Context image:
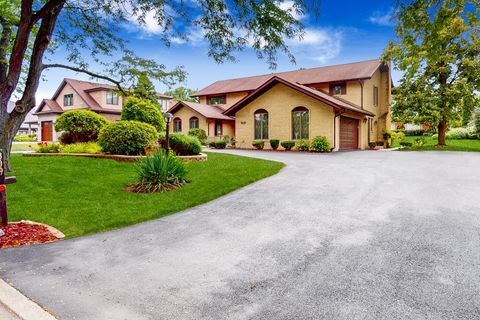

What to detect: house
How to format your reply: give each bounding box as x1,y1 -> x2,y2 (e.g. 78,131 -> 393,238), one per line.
35,78 -> 173,142
168,59 -> 391,150
8,101 -> 38,135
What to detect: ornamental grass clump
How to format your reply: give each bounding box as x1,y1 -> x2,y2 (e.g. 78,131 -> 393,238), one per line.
128,151 -> 189,193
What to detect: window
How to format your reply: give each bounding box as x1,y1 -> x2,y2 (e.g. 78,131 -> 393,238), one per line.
215,121 -> 223,136
189,117 -> 199,129
373,86 -> 379,106
329,82 -> 346,95
63,94 -> 73,106
208,95 -> 226,105
106,91 -> 119,105
292,107 -> 309,140
254,109 -> 269,140
173,118 -> 182,132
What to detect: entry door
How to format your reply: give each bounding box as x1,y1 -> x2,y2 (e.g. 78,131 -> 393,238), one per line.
41,121 -> 53,141
339,117 -> 359,150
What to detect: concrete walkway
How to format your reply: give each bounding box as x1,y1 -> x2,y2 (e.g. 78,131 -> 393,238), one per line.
1,150 -> 480,319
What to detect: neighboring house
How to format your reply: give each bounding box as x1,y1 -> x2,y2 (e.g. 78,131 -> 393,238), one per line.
35,78 -> 172,142
8,101 -> 38,135
168,59 -> 391,150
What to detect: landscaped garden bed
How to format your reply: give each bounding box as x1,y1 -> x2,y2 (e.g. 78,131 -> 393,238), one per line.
0,221 -> 64,249
23,152 -> 207,162
391,135 -> 480,152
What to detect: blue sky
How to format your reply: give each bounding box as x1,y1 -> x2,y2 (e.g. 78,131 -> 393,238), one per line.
36,0 -> 399,105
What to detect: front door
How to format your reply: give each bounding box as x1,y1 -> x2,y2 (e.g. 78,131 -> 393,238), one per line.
41,121 -> 53,141
339,116 -> 358,150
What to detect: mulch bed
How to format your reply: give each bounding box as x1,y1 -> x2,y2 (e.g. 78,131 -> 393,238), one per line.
0,222 -> 63,249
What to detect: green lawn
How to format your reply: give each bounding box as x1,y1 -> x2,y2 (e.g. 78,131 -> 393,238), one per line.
391,135 -> 480,152
7,153 -> 284,238
11,143 -> 35,152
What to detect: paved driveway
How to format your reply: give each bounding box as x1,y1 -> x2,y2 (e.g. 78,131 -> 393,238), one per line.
1,150 -> 480,320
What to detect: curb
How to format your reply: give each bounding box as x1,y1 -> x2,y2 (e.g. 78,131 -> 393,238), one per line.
0,279 -> 58,320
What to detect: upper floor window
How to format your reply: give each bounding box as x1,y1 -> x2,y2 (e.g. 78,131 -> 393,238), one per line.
106,91 -> 119,105
64,94 -> 73,106
215,121 -> 223,136
254,109 -> 269,140
292,107 -> 309,140
329,82 -> 346,95
208,95 -> 226,105
173,118 -> 182,132
373,86 -> 379,106
189,116 -> 199,129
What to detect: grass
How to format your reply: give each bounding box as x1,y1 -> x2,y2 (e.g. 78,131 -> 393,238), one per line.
7,153 -> 284,238
11,143 -> 35,152
391,135 -> 480,152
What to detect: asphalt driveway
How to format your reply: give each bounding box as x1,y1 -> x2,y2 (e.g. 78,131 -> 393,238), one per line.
1,150 -> 480,320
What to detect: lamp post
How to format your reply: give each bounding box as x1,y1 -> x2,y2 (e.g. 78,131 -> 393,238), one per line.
164,112 -> 173,152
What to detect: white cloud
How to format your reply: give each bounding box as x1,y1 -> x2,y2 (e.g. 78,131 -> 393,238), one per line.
287,28 -> 343,63
278,0 -> 307,21
369,8 -> 395,26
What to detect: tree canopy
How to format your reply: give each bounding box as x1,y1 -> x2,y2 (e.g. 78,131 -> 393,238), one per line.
383,0 -> 480,145
131,74 -> 160,106
164,87 -> 199,103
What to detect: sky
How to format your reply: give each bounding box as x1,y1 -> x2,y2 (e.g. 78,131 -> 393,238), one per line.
35,0 -> 400,107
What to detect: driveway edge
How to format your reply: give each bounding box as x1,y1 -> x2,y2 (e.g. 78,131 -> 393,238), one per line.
0,279 -> 58,320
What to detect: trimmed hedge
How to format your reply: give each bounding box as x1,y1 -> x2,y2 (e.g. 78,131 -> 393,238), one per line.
98,121 -> 158,155
281,140 -> 295,151
296,140 -> 309,151
209,140 -> 227,149
121,96 -> 165,132
55,110 -> 109,144
188,128 -> 207,143
269,139 -> 280,150
310,136 -> 330,152
159,132 -> 202,156
252,140 -> 265,150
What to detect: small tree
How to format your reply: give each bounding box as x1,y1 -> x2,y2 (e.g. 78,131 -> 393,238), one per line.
131,74 -> 160,106
55,110 -> 109,144
164,87 -> 199,102
383,0 -> 480,146
121,97 -> 165,132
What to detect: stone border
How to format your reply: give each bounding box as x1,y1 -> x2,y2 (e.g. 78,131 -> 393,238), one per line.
15,220 -> 65,239
0,279 -> 58,320
22,152 -> 207,162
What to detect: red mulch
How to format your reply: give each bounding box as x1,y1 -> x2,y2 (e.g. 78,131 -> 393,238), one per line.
0,222 -> 59,249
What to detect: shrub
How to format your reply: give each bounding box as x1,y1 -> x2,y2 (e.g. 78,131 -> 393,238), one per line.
60,142 -> 102,154
252,140 -> 265,150
473,109 -> 480,138
159,132 -> 202,156
383,130 -> 392,140
34,142 -> 61,153
208,140 -> 227,149
188,128 -> 207,143
128,151 -> 189,193
404,129 -> 424,136
295,140 -> 310,151
395,131 -> 405,141
310,136 -> 331,152
269,139 -> 280,150
415,137 -> 425,147
55,110 -> 109,144
121,96 -> 165,132
368,142 -> 377,149
400,141 -> 413,148
14,134 -> 36,142
446,127 -> 476,140
281,140 -> 295,151
98,121 -> 158,155
230,136 -> 237,148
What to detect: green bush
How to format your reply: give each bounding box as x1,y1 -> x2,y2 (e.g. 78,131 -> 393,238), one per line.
368,142 -> 377,149
14,134 -> 37,142
60,142 -> 102,154
383,130 -> 393,140
188,128 -> 207,143
446,127 -> 476,140
252,140 -> 265,150
473,109 -> 480,138
159,132 -> 202,156
296,140 -> 310,151
55,110 -> 109,144
98,121 -> 158,155
415,137 -> 425,147
208,140 -> 227,149
403,129 -> 424,136
129,151 -> 189,193
121,96 -> 165,132
269,139 -> 280,150
281,140 -> 295,151
400,141 -> 413,148
310,136 -> 331,152
34,142 -> 61,153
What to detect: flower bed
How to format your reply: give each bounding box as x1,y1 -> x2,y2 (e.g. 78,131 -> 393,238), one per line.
23,152 -> 207,162
0,221 -> 64,249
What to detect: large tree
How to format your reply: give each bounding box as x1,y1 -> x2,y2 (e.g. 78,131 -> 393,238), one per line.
131,73 -> 160,106
383,0 -> 480,145
0,0 -> 319,170
164,87 -> 199,103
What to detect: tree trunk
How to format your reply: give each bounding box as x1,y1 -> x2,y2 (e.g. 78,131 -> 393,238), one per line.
437,118 -> 447,146
0,100 -> 27,172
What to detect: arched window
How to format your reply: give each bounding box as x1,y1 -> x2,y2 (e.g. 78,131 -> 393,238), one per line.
292,107 -> 309,139
189,116 -> 199,129
254,109 -> 269,140
173,117 -> 182,132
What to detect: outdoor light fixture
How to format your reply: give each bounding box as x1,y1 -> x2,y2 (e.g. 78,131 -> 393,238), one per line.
164,113 -> 173,151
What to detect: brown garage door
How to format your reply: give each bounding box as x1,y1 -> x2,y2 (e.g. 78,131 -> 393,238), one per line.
340,117 -> 358,150
41,121 -> 53,141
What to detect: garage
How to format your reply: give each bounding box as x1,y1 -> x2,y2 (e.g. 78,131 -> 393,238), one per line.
339,116 -> 359,150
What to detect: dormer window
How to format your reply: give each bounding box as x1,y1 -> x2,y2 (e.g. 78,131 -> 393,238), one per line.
329,82 -> 346,95
106,91 -> 119,105
64,94 -> 73,106
208,95 -> 226,105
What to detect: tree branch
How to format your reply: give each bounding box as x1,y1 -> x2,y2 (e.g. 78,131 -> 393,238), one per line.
32,0 -> 66,24
42,63 -> 127,95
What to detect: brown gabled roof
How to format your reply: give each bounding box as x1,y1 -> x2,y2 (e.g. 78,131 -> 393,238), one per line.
223,76 -> 375,117
194,59 -> 382,96
35,99 -> 63,115
168,101 -> 234,121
